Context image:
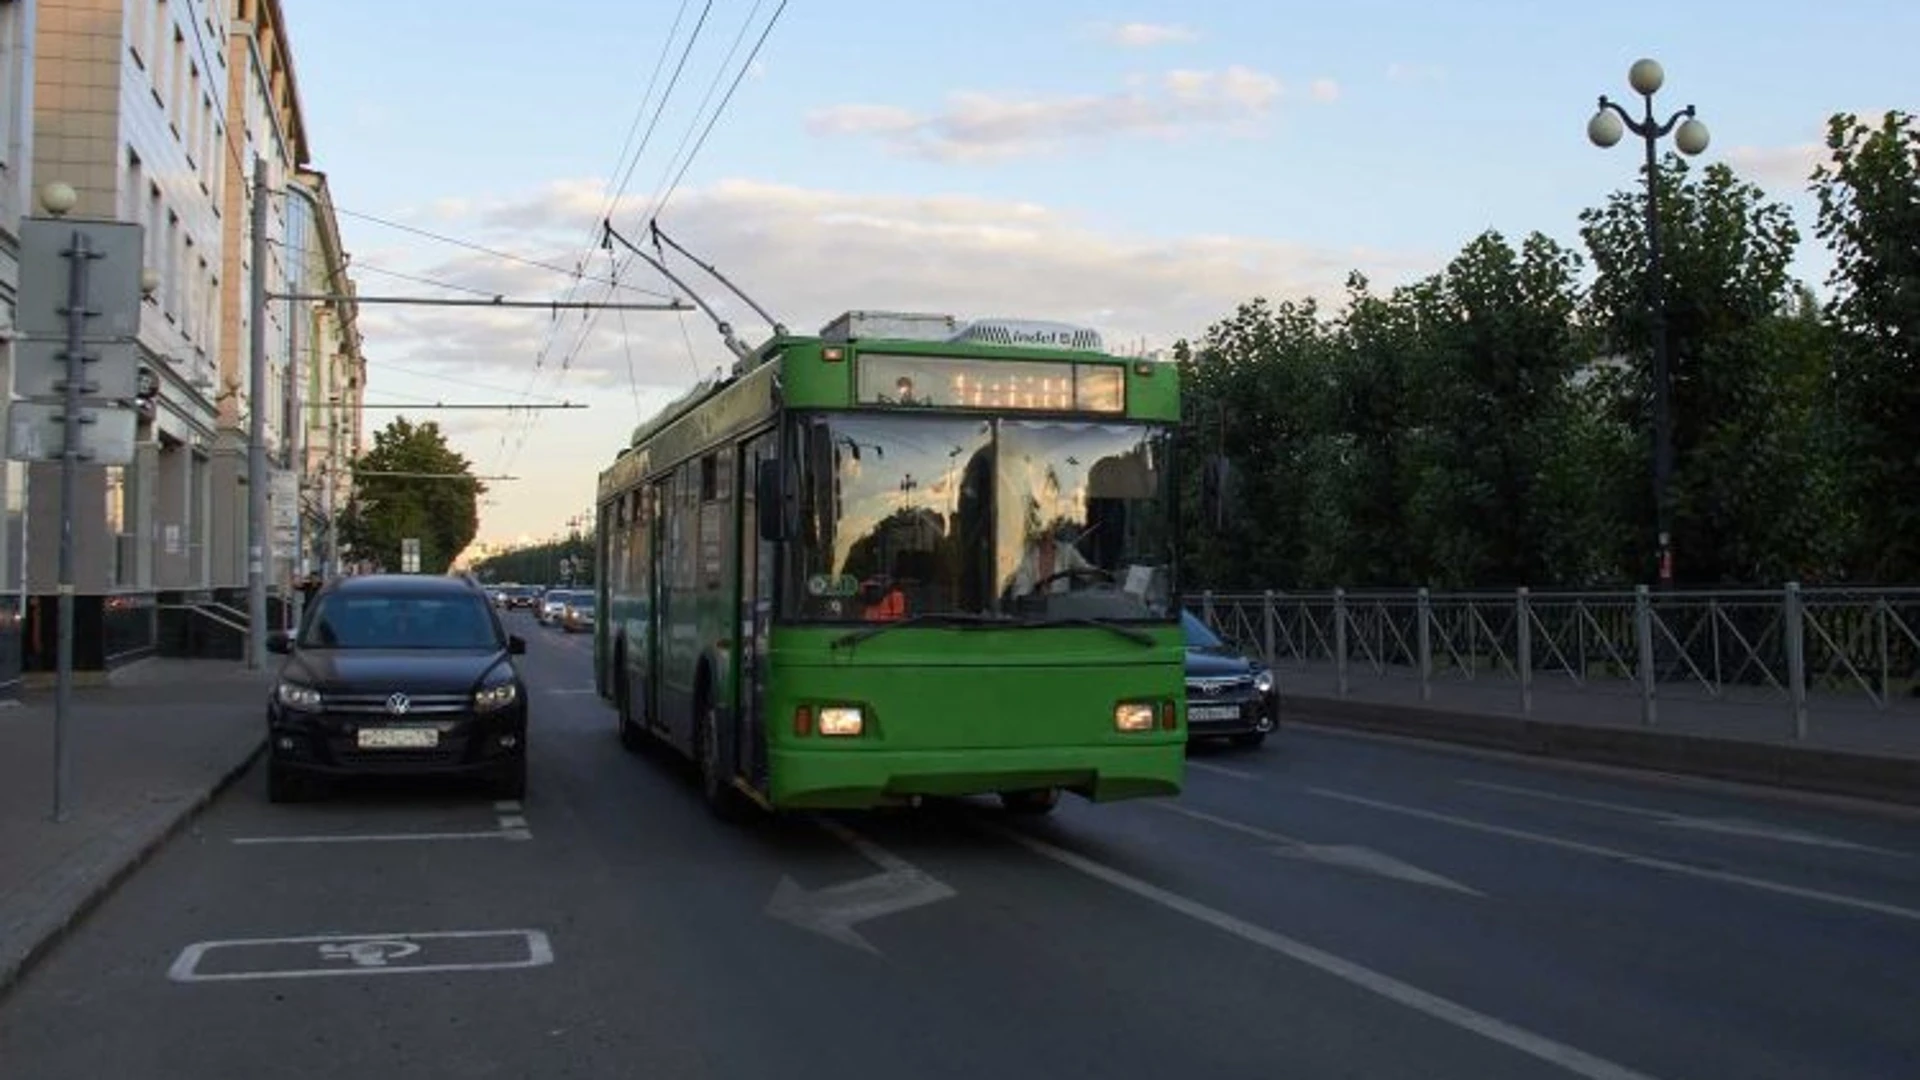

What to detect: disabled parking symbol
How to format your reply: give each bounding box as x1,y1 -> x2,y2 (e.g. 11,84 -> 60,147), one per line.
317,939 -> 422,967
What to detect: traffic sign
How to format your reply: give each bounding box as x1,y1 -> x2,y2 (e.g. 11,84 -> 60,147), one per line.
15,218 -> 145,339
7,401 -> 138,465
10,337 -> 141,400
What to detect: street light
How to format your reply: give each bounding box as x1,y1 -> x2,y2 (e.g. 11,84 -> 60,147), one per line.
1588,57 -> 1710,588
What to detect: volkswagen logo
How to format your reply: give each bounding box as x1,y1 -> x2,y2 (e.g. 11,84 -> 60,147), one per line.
385,693 -> 412,716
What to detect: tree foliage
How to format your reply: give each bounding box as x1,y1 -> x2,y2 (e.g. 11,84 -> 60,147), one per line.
1179,121 -> 1907,591
469,533 -> 595,588
338,417 -> 482,576
1579,158 -> 1828,585
1815,110 -> 1920,581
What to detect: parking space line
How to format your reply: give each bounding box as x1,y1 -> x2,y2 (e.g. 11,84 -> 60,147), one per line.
1312,788 -> 1920,923
991,823 -> 1662,1080
232,829 -> 532,845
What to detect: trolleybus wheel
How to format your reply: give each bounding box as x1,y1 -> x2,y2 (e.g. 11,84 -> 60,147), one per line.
697,695 -> 748,821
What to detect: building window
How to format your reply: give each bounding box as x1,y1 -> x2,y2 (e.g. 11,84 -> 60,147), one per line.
105,466 -> 129,587
151,1 -> 170,102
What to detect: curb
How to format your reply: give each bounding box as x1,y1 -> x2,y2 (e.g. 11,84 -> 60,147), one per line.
0,736 -> 266,1002
1283,694 -> 1920,807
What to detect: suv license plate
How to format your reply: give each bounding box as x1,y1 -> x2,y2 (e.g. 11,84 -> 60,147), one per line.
1189,705 -> 1242,721
358,727 -> 439,749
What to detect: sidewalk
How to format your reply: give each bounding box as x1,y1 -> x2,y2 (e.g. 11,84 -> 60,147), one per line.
1277,660 -> 1920,804
0,658 -> 270,997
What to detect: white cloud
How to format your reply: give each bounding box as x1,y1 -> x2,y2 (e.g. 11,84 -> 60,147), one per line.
1089,22 -> 1199,48
352,178 -> 1437,545
1309,78 -> 1341,103
807,66 -> 1313,162
1724,143 -> 1823,190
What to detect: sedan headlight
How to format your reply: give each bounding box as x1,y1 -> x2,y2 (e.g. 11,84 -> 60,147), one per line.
1254,670 -> 1274,695
474,681 -> 520,713
276,682 -> 322,712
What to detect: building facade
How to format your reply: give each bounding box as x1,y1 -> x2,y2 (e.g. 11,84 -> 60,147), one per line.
287,166 -> 363,579
0,0 -> 41,694
10,0 -> 358,680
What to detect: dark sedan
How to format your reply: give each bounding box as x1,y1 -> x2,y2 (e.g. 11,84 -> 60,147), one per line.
265,574 -> 529,802
1182,610 -> 1278,748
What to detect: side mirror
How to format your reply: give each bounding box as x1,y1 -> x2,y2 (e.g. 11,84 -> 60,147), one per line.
507,635 -> 527,655
1200,455 -> 1232,530
266,631 -> 292,655
756,457 -> 799,542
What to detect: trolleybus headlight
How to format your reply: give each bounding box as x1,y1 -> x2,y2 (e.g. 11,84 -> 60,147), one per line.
818,706 -> 865,737
1113,702 -> 1156,733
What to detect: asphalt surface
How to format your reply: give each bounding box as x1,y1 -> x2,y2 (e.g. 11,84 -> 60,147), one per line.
2,612 -> 1917,1079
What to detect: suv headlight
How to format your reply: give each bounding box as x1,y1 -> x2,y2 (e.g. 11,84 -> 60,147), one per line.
1254,670 -> 1274,695
276,682 -> 322,712
474,681 -> 519,713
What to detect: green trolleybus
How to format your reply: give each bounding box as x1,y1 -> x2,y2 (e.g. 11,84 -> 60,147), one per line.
594,310 -> 1186,816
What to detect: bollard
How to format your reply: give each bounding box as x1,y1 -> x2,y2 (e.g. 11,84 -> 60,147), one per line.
1334,588 -> 1349,696
1262,589 -> 1276,672
1784,582 -> 1807,739
1417,587 -> 1432,702
1636,584 -> 1657,727
1517,587 -> 1533,717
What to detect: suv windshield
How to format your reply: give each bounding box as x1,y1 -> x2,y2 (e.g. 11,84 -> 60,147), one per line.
302,593 -> 502,650
786,413 -> 1174,623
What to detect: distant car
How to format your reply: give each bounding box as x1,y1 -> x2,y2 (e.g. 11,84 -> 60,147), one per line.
539,589 -> 578,626
1182,610 -> 1277,748
265,573 -> 530,802
561,593 -> 596,634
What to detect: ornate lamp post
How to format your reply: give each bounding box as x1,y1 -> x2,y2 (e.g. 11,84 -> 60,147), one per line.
1587,58 -> 1710,587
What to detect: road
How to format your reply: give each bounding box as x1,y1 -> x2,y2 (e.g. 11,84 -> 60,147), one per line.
2,612 -> 1916,1079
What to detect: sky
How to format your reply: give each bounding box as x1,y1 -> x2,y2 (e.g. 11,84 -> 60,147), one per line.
275,0 -> 1915,552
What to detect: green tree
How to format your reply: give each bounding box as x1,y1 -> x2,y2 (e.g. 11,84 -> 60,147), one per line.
1815,110 -> 1920,582
1320,273 -> 1425,586
1580,157 -> 1820,584
1400,231 -> 1589,587
339,417 -> 482,575
1176,298 -> 1336,588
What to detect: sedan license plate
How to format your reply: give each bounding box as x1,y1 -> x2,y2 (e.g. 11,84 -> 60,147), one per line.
1189,705 -> 1242,722
357,727 -> 439,749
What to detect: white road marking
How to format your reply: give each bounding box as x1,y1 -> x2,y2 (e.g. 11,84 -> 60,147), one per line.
764,818 -> 956,955
493,800 -> 523,812
1313,788 -> 1920,923
168,929 -> 552,983
1186,760 -> 1260,780
991,824 -> 1664,1080
497,815 -> 528,830
1461,781 -> 1906,855
1158,803 -> 1482,895
232,829 -> 532,845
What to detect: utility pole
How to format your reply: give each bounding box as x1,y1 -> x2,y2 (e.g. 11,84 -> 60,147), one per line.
247,157 -> 269,667
289,293 -> 306,632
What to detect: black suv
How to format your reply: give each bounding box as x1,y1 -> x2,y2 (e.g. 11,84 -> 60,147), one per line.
1182,610 -> 1278,748
265,574 -> 530,802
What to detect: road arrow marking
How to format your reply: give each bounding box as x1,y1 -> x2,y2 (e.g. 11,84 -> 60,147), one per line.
1461,781 -> 1907,855
1157,803 -> 1482,896
765,818 -> 955,955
